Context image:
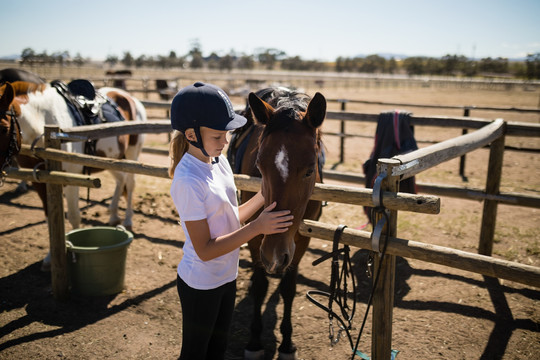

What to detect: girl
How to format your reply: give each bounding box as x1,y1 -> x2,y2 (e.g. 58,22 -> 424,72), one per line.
168,82 -> 293,360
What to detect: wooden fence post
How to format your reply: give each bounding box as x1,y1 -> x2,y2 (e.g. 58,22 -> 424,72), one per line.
479,123 -> 506,256
371,159 -> 400,360
339,100 -> 347,164
459,107 -> 471,181
44,125 -> 69,301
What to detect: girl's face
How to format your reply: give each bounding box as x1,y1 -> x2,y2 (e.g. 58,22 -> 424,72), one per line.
185,127 -> 229,161
201,127 -> 229,158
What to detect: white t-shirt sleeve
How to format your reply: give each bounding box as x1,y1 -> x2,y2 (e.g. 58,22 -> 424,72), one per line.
171,176 -> 206,222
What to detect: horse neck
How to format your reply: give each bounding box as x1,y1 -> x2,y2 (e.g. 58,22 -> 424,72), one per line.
19,86 -> 75,145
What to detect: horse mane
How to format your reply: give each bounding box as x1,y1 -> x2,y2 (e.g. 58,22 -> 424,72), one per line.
237,87 -> 310,130
254,87 -> 321,148
5,81 -> 47,96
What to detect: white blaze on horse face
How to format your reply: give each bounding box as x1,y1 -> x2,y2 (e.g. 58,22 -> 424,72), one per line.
274,145 -> 289,183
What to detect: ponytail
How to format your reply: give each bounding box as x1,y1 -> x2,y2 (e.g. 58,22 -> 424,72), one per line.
168,130 -> 190,178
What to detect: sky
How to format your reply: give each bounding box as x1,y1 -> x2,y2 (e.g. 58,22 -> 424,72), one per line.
3,0 -> 539,62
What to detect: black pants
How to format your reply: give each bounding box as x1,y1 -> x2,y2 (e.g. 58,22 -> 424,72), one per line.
176,275 -> 236,360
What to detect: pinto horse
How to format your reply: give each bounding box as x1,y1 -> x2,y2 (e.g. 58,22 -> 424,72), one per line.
228,87 -> 326,359
0,80 -> 147,270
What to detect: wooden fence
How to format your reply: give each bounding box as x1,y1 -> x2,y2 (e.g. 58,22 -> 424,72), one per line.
5,112 -> 539,359
137,100 -> 540,211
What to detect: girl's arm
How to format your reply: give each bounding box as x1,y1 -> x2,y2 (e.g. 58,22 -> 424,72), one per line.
238,191 -> 264,224
185,202 -> 292,261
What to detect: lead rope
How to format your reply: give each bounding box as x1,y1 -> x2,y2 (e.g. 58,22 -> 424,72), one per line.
351,171 -> 398,360
350,207 -> 390,360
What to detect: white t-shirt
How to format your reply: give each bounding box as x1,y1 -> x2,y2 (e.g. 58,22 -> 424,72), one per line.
170,153 -> 241,290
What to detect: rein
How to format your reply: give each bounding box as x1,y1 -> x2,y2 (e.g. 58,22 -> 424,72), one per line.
306,224 -> 356,347
0,108 -> 21,186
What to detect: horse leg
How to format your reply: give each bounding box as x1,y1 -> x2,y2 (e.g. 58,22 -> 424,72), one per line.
244,265 -> 269,360
64,185 -> 81,229
107,170 -> 126,227
277,266 -> 298,360
122,172 -> 136,230
122,141 -> 142,231
277,233 -> 311,359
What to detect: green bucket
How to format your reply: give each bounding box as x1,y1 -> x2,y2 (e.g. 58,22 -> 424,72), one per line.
66,226 -> 133,296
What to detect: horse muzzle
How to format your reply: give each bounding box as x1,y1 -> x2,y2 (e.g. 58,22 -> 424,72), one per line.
260,234 -> 296,274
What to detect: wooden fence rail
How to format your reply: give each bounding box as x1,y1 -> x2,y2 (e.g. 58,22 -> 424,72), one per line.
323,169 -> 540,208
18,146 -> 439,214
393,119 -> 505,180
299,220 -> 540,288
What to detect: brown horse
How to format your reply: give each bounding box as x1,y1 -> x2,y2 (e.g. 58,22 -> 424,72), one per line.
0,80 -> 147,270
0,83 -> 23,181
229,87 -> 326,359
0,69 -> 45,188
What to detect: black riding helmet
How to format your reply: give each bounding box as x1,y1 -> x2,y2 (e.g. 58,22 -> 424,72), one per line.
170,82 -> 247,162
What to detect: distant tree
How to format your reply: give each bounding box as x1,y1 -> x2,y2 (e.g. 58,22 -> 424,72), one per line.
461,60 -> 478,77
281,56 -> 304,71
73,52 -> 86,67
156,55 -> 169,69
509,61 -> 527,78
425,57 -> 444,75
218,53 -> 234,72
207,52 -> 220,70
121,52 -> 134,67
187,40 -> 204,69
403,56 -> 427,75
335,56 -> 345,72
237,54 -> 254,70
256,48 -> 286,70
386,57 -> 397,74
440,54 -> 459,75
168,51 -> 185,68
135,55 -> 147,68
20,48 -> 36,65
51,51 -> 70,66
525,53 -> 540,79
359,54 -> 386,73
105,54 -> 119,67
478,57 -> 508,74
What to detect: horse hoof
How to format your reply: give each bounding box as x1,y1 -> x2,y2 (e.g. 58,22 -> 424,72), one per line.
278,351 -> 298,360
16,181 -> 28,193
244,349 -> 264,360
40,253 -> 51,272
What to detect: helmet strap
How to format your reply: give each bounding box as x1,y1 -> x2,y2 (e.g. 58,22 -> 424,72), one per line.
190,127 -> 219,164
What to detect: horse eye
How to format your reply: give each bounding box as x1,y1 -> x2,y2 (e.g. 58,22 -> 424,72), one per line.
305,168 -> 314,178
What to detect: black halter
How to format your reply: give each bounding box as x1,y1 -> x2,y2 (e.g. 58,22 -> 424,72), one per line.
0,107 -> 21,185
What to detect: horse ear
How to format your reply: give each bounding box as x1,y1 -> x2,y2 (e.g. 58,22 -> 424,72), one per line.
303,92 -> 326,129
0,83 -> 15,108
248,92 -> 274,125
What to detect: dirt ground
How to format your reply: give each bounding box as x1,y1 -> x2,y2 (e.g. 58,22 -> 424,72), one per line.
1,74 -> 539,359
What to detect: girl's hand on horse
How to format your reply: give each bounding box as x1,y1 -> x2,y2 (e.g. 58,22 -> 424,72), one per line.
253,201 -> 293,235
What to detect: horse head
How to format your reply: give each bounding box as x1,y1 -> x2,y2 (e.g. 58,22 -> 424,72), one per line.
0,83 -> 22,175
248,89 -> 326,274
